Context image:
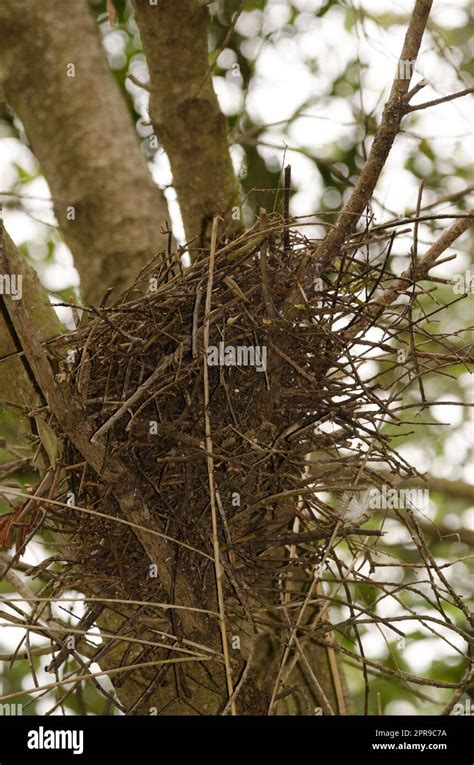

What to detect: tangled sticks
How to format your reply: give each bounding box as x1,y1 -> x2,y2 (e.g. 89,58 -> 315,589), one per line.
44,215 -> 389,701
5,210 -> 470,713
58,216 -> 391,598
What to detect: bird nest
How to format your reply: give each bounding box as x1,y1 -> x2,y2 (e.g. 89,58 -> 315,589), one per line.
45,213 -> 409,607
4,211 -> 471,715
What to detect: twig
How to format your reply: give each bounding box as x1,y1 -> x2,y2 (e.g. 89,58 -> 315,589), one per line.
4,489 -> 213,561
126,72 -> 151,92
203,216 -> 236,715
407,87 -> 474,112
440,665 -> 474,715
316,0 -> 434,269
259,208 -> 276,318
90,343 -> 187,442
283,164 -> 291,254
194,0 -> 246,97
192,281 -> 203,358
0,657 -> 214,705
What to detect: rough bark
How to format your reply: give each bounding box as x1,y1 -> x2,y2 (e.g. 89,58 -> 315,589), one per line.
0,228 -> 63,443
133,0 -> 241,246
0,0 -> 170,304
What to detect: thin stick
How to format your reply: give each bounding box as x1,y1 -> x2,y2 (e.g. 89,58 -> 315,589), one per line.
192,282 -> 203,358
193,0 -> 246,97
4,489 -> 213,561
324,621 -> 347,714
316,0 -> 434,269
377,691 -> 383,715
90,343 -> 186,442
283,164 -> 291,254
440,665 -> 474,715
0,657 -> 213,704
259,208 -> 275,318
203,216 -> 236,715
407,87 -> 474,112
268,447 -> 374,713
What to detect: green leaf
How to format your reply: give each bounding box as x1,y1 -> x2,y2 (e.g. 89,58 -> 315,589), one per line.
34,417 -> 59,468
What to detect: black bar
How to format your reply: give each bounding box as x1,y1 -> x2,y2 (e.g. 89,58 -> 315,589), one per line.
0,714 -> 471,763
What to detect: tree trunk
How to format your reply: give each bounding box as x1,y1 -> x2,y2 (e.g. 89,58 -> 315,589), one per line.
133,0 -> 241,246
0,0 -> 170,303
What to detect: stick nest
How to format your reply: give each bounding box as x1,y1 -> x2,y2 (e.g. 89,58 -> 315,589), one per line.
49,215 -> 410,604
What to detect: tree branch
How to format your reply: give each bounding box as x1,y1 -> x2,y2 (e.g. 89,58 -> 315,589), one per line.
375,210 -> 474,307
407,87 -> 474,112
316,0 -> 433,269
0,0 -> 170,304
345,211 -> 473,340
0,225 -> 63,446
132,0 -> 241,245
